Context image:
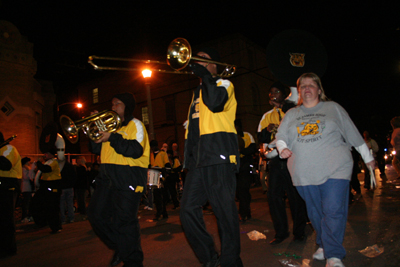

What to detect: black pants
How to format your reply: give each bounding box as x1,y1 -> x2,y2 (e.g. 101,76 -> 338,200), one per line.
76,188 -> 87,214
164,173 -> 180,208
180,164 -> 243,267
31,187 -> 62,232
0,188 -> 17,257
236,165 -> 252,219
267,156 -> 307,238
153,187 -> 168,217
87,180 -> 143,267
21,191 -> 32,219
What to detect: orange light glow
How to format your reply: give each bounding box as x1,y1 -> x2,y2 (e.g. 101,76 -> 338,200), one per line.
142,69 -> 152,78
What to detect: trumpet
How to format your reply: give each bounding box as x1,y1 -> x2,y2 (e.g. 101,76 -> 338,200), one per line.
60,110 -> 122,144
88,38 -> 236,78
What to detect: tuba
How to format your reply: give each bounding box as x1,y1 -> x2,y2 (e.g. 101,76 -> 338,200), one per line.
60,110 -> 122,144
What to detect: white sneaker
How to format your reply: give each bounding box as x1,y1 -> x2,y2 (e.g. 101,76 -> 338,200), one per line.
313,248 -> 325,260
326,257 -> 344,267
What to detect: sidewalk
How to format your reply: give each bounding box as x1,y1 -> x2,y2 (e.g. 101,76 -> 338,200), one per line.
2,165 -> 400,266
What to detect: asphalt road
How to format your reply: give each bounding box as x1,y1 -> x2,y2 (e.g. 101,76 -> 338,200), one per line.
2,164 -> 400,267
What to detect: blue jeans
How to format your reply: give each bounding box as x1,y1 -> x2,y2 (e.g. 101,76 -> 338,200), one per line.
296,179 -> 349,260
60,188 -> 75,222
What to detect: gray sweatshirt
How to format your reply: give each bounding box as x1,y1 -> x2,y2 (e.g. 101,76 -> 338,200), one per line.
275,101 -> 369,186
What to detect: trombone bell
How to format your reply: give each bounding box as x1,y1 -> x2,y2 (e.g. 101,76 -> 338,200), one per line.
167,38 -> 192,71
60,110 -> 122,144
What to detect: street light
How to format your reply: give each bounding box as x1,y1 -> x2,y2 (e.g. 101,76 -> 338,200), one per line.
142,69 -> 155,141
57,102 -> 83,113
56,102 -> 83,122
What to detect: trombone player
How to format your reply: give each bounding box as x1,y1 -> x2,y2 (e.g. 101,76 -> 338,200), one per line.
180,48 -> 243,267
87,93 -> 150,267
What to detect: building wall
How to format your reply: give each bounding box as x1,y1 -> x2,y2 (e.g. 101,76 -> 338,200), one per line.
0,20 -> 54,155
77,33 -> 277,158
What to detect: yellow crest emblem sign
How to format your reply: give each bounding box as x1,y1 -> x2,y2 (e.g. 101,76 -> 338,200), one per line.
289,53 -> 305,67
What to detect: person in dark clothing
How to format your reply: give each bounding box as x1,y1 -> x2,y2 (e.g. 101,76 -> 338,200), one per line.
0,131 -> 22,258
349,147 -> 362,204
60,160 -> 77,223
35,148 -> 63,234
150,140 -> 171,220
257,82 -> 307,245
87,92 -> 150,267
235,119 -> 257,223
165,149 -> 181,209
75,156 -> 88,215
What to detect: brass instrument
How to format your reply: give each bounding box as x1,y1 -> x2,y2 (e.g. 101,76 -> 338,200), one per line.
0,135 -> 17,149
88,38 -> 236,78
60,110 -> 122,144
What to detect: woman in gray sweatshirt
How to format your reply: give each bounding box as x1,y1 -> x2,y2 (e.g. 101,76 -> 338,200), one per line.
276,72 -> 374,267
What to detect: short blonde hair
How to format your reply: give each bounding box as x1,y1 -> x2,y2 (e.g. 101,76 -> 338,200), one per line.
296,72 -> 329,105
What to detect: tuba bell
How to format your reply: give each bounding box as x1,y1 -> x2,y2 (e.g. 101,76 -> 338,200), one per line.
60,110 -> 122,144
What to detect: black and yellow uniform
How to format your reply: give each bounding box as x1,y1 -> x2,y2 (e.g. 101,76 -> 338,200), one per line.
165,154 -> 181,209
257,102 -> 307,242
151,149 -> 171,220
180,62 -> 243,267
88,117 -> 150,267
236,131 -> 257,222
0,143 -> 22,257
34,158 -> 62,233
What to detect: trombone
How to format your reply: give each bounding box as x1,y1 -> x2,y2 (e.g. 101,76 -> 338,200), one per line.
88,38 -> 236,78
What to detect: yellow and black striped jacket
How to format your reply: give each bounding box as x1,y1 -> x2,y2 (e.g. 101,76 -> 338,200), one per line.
184,77 -> 239,171
90,118 -> 150,192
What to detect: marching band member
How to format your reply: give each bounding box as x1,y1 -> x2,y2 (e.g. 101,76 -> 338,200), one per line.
0,131 -> 22,258
257,81 -> 307,245
180,48 -> 243,267
87,92 -> 149,267
35,147 -> 62,234
150,140 -> 171,221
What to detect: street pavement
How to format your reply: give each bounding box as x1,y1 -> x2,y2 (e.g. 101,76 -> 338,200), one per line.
2,164 -> 400,267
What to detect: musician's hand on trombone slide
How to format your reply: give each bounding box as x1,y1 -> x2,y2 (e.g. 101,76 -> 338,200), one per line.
189,63 -> 211,78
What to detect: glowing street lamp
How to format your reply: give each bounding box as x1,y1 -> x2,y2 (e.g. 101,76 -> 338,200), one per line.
142,69 -> 155,140
57,102 -> 83,112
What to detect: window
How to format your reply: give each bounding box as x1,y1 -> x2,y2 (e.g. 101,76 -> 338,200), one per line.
142,106 -> 149,125
92,88 -> 99,104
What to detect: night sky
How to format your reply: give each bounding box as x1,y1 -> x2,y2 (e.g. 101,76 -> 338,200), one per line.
1,1 -> 400,143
